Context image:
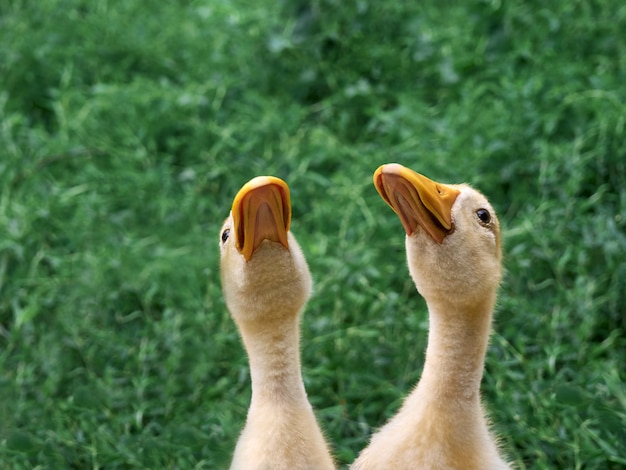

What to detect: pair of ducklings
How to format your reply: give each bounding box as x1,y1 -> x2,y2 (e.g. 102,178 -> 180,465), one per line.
219,163 -> 510,470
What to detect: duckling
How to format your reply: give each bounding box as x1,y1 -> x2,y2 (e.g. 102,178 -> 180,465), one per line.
352,164 -> 510,470
220,176 -> 335,470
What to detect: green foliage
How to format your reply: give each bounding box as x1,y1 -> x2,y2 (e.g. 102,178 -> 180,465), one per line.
1,0 -> 625,468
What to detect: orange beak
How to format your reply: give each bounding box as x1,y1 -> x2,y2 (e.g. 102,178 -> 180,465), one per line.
373,163 -> 460,244
231,176 -> 291,261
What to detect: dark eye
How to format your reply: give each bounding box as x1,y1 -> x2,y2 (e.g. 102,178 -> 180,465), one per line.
476,209 -> 491,224
221,228 -> 230,243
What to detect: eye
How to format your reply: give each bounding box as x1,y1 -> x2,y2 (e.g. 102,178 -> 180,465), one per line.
476,208 -> 491,224
221,228 -> 230,243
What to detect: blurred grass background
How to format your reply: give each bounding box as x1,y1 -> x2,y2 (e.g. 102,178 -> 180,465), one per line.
1,0 -> 625,468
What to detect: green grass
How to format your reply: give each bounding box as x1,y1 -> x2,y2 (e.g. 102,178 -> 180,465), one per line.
1,0 -> 625,468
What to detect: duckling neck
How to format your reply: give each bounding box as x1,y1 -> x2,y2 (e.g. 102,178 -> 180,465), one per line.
417,297 -> 495,404
238,316 -> 309,407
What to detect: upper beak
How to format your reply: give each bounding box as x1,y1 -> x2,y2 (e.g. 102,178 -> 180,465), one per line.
231,176 -> 291,261
373,163 -> 460,244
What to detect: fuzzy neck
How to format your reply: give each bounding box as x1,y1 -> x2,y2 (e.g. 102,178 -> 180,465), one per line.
238,315 -> 309,409
415,296 -> 495,406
